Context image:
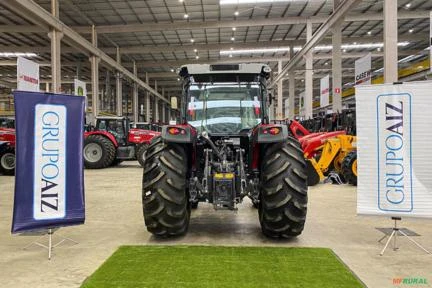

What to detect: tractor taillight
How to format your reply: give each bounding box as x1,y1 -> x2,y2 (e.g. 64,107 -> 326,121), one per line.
263,127 -> 281,135
168,127 -> 186,135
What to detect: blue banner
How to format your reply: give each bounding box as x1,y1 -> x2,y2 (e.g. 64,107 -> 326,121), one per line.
12,91 -> 85,233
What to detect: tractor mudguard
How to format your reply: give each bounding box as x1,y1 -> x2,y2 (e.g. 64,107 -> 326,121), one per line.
254,124 -> 289,143
161,124 -> 197,143
84,131 -> 119,147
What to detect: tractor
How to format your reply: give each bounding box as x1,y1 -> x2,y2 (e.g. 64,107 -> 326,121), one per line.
83,116 -> 160,169
142,63 -> 308,238
0,128 -> 16,175
0,141 -> 15,176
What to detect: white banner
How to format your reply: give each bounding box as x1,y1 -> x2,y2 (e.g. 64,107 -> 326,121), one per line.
320,75 -> 330,107
74,79 -> 88,111
356,81 -> 432,218
17,57 -> 39,92
284,98 -> 289,119
355,53 -> 371,86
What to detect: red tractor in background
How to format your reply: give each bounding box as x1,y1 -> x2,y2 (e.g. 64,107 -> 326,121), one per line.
0,128 -> 16,175
84,116 -> 160,169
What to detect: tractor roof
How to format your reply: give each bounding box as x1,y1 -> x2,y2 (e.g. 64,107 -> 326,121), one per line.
179,63 -> 271,83
96,116 -> 126,120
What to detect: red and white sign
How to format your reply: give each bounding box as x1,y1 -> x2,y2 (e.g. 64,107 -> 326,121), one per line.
355,53 -> 371,86
335,87 -> 341,94
17,57 -> 39,92
320,74 -> 330,108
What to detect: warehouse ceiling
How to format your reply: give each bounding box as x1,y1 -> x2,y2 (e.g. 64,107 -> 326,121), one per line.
0,0 -> 431,94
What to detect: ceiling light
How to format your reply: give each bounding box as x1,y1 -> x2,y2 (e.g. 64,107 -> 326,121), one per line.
179,0 -> 184,2
343,49 -> 347,53
195,55 -> 199,59
231,37 -> 235,41
324,62 -> 328,66
405,3 -> 411,8
234,11 -> 239,16
229,54 -> 233,58
170,69 -> 174,72
194,49 -> 197,52
230,47 -> 234,50
232,27 -> 236,31
184,14 -> 189,19
377,47 -> 381,52
221,0 -> 294,4
367,31 -> 372,35
221,47 -> 292,55
190,38 -> 195,43
353,42 -> 357,45
0,52 -> 37,57
177,78 -> 180,81
408,28 -> 414,33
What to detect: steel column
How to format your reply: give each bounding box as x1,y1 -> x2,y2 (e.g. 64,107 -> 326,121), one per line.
145,73 -> 151,122
277,61 -> 283,120
288,46 -> 295,120
133,61 -> 138,122
384,0 -> 398,83
304,21 -> 313,119
332,0 -> 343,113
49,0 -> 62,93
116,48 -> 122,116
90,25 -> 99,121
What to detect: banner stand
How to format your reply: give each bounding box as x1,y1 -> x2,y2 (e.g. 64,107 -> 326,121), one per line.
22,228 -> 78,260
377,217 -> 431,256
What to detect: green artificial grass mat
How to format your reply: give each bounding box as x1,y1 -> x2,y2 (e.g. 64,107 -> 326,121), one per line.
81,245 -> 364,288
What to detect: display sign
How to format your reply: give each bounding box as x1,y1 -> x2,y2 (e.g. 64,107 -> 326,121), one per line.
74,79 -> 88,111
17,57 -> 39,92
320,75 -> 330,107
298,92 -> 305,117
12,91 -> 85,233
356,81 -> 432,218
355,53 -> 371,86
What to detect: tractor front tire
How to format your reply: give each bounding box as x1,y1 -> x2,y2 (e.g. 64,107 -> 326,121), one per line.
342,150 -> 357,186
0,145 -> 15,176
136,144 -> 148,167
142,136 -> 190,237
83,135 -> 116,169
259,138 -> 308,238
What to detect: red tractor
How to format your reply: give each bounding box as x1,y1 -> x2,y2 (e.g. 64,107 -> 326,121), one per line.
83,116 -> 160,169
0,128 -> 16,175
142,64 -> 308,238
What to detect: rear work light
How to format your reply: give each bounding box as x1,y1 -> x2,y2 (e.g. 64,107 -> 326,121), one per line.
263,127 -> 281,135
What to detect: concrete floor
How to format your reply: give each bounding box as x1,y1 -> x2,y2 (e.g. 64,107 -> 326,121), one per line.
0,161 -> 431,288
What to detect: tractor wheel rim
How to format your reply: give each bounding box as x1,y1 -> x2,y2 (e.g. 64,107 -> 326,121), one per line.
1,153 -> 15,170
352,159 -> 357,177
84,143 -> 103,163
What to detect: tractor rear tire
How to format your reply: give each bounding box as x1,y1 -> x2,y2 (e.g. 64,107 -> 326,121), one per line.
136,144 -> 148,167
142,136 -> 190,237
342,150 -> 357,186
259,138 -> 308,238
0,145 -> 15,176
306,159 -> 320,186
83,135 -> 116,169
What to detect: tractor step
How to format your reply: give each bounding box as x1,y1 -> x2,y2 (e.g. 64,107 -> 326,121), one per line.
116,146 -> 136,159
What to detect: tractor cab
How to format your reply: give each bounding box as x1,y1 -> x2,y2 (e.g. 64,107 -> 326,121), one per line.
95,116 -> 129,145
